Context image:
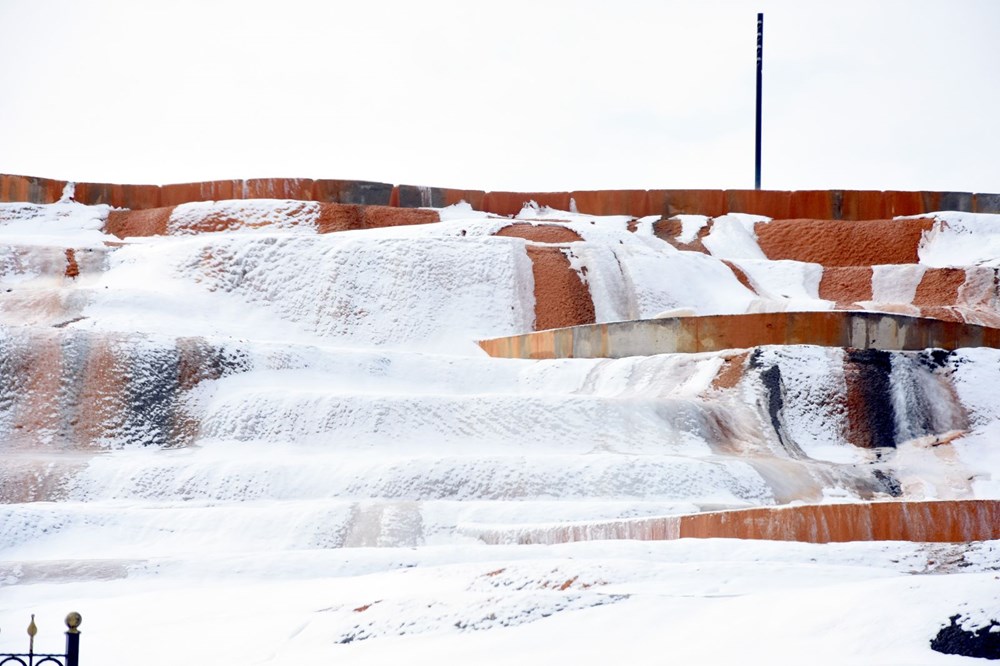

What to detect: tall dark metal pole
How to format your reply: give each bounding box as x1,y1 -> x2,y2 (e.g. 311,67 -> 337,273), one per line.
755,12 -> 764,190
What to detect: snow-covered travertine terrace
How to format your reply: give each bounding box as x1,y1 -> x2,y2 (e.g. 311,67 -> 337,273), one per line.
2,181 -> 1000,663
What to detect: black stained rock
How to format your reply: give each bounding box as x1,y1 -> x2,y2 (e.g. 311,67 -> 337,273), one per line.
872,469 -> 903,497
845,348 -> 897,449
931,614 -> 1000,659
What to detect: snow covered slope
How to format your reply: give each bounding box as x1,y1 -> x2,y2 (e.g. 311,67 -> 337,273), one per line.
1,195 -> 999,664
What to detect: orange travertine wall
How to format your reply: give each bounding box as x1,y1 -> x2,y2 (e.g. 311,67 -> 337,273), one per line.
677,499 -> 1000,542
755,218 -> 934,266
477,500 -> 1000,545
478,311 -> 1000,360
101,202 -> 439,238
3,173 -> 998,219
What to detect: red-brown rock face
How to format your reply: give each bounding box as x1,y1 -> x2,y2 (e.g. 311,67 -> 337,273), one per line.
755,218 -> 934,267
524,246 -> 595,331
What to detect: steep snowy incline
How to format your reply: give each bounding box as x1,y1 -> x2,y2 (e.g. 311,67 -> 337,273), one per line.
3,197 -> 1000,664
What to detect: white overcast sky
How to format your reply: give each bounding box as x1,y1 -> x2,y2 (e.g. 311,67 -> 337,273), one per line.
1,0 -> 997,192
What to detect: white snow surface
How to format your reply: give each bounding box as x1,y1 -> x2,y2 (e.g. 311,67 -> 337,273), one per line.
167,199 -> 322,235
0,200 -> 112,247
2,202 -> 1000,664
916,211 -> 1000,268
673,214 -> 709,243
871,264 -> 927,305
701,213 -> 769,260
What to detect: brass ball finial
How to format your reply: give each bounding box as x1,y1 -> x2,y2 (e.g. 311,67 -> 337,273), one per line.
27,614 -> 37,637
65,612 -> 82,634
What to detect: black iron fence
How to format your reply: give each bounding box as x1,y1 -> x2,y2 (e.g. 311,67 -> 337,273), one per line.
0,612 -> 80,666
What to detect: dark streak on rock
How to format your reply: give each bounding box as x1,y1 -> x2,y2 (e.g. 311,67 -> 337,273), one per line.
917,348 -> 953,370
845,348 -> 897,449
872,469 -> 903,497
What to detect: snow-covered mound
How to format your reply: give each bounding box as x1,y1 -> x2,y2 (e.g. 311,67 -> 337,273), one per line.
2,197 -> 1000,664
